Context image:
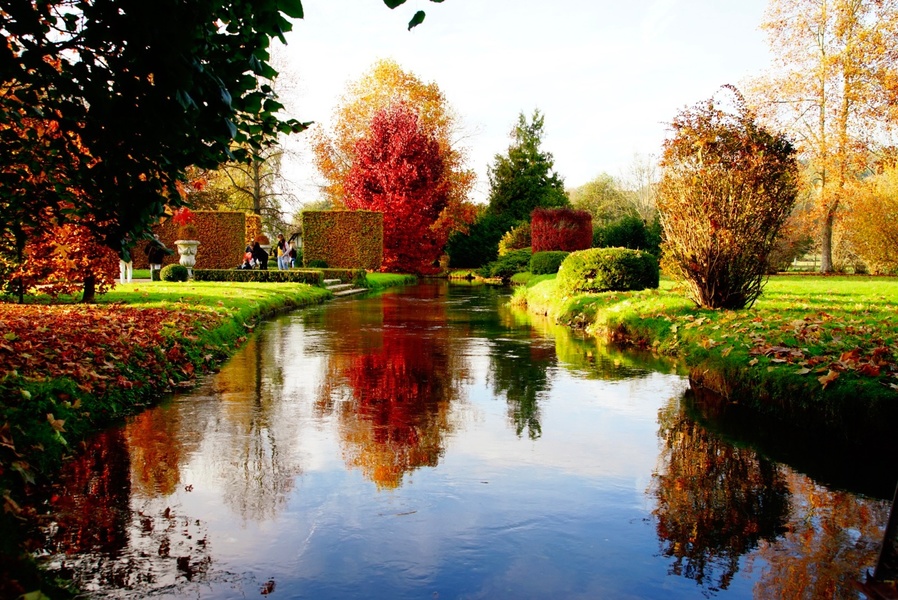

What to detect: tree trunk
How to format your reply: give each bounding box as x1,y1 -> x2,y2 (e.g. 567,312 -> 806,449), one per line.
81,275 -> 97,304
820,210 -> 835,273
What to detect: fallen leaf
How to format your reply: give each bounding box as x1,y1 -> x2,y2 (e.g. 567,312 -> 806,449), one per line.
818,370 -> 840,389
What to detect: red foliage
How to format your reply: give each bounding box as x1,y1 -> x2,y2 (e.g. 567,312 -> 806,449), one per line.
171,207 -> 195,227
0,304 -> 223,395
344,103 -> 449,275
531,207 -> 593,252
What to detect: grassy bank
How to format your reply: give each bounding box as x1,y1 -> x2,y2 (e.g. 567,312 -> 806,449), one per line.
513,274 -> 898,439
0,274 -> 416,598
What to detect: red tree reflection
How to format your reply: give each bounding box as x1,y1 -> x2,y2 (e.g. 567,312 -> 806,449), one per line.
318,285 -> 467,489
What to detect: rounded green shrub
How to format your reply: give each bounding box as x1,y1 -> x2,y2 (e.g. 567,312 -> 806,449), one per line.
556,247 -> 659,295
160,263 -> 189,282
530,251 -> 569,275
478,247 -> 532,280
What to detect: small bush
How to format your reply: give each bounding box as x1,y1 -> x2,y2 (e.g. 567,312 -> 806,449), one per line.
593,215 -> 661,255
556,247 -> 659,295
498,221 -> 531,256
478,247 -> 532,280
160,264 -> 189,282
530,251 -> 569,275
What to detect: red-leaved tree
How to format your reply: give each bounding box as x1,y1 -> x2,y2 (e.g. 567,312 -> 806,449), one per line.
531,207 -> 593,252
344,103 -> 449,274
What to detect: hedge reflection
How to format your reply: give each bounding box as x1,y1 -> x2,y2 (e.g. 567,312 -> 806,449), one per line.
651,395 -> 790,591
318,287 -> 468,489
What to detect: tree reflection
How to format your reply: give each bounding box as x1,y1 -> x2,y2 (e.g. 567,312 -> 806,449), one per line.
651,393 -> 791,592
211,332 -> 301,521
749,472 -> 888,599
43,429 -> 210,590
486,304 -> 557,440
317,285 -> 468,489
126,406 -> 183,497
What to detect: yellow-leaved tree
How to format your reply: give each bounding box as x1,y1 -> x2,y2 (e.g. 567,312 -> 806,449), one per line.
749,0 -> 898,272
311,59 -> 476,239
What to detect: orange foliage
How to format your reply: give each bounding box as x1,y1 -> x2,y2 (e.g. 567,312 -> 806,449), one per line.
133,211 -> 249,270
12,218 -> 118,298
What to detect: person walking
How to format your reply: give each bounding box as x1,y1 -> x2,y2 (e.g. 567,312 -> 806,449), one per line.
145,234 -> 173,281
276,233 -> 289,270
119,246 -> 133,284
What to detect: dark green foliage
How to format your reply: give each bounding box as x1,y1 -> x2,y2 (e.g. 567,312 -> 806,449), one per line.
486,110 -> 568,223
160,264 -> 189,282
302,210 -> 383,270
478,248 -> 533,280
307,259 -> 329,268
193,268 -> 366,287
556,247 -> 659,295
530,251 -> 569,275
593,215 -> 662,255
193,269 -> 323,285
2,1 -> 310,257
446,211 -> 508,268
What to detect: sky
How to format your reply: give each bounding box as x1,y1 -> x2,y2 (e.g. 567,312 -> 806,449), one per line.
277,0 -> 773,207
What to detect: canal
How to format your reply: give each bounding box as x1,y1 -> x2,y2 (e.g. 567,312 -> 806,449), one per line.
36,282 -> 892,598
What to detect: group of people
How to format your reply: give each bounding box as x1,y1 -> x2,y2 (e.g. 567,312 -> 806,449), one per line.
240,233 -> 298,270
117,230 -> 297,284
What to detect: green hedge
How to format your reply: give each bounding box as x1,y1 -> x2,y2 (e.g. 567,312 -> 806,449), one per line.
556,247 -> 659,295
193,269 -> 324,285
192,268 -> 368,287
530,251 -> 569,275
302,210 -> 383,270
478,247 -> 532,280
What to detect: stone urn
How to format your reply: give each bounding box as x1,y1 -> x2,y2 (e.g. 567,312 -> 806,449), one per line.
175,239 -> 201,278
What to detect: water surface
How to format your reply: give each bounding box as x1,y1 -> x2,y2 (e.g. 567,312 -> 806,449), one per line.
38,282 -> 891,599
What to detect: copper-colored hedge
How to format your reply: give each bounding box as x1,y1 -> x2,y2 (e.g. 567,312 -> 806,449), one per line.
133,211 -> 250,270
302,210 -> 383,270
531,207 -> 593,253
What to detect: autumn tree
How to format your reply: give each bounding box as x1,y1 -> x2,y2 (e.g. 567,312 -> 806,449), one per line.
312,59 -> 476,236
843,163 -> 898,273
657,86 -> 798,309
344,102 -> 449,274
750,0 -> 898,272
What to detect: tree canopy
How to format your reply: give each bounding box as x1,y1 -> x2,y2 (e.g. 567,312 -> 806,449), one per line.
486,109 -> 568,224
750,0 -> 898,272
344,102 -> 448,274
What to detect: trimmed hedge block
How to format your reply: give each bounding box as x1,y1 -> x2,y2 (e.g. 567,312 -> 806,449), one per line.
193,269 -> 324,285
135,210 -> 250,271
531,208 -> 593,253
303,210 -> 383,270
556,247 -> 659,295
530,251 -> 569,275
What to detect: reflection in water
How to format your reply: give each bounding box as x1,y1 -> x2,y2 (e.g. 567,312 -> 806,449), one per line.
32,283 -> 894,598
210,335 -> 301,521
652,397 -> 791,592
316,285 -> 468,489
43,429 -> 210,592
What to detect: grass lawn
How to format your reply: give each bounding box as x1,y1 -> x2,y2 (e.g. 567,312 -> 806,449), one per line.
514,273 -> 898,438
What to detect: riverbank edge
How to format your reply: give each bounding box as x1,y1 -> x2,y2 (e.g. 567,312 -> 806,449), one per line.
0,274 -> 415,598
511,277 -> 898,443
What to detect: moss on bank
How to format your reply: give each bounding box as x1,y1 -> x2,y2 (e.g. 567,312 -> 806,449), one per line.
513,274 -> 898,441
